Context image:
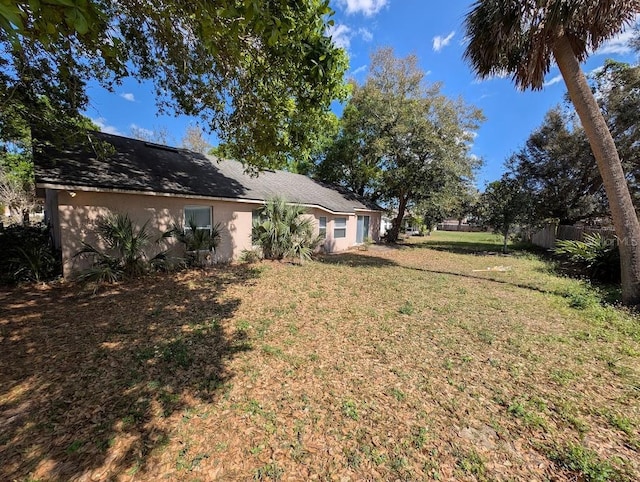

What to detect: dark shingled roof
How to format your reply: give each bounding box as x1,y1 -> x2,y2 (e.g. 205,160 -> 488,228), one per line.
35,132 -> 380,214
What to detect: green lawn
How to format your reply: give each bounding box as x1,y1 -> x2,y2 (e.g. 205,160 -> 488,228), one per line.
1,231 -> 638,481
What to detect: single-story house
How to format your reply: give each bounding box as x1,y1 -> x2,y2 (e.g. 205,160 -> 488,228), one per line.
35,132 -> 382,277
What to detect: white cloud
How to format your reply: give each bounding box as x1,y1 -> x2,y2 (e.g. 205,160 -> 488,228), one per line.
91,117 -> 121,135
596,29 -> 634,56
433,31 -> 456,52
358,27 -> 373,42
327,23 -> 352,49
543,74 -> 563,88
351,64 -> 367,76
337,0 -> 388,16
130,123 -> 154,138
119,92 -> 135,102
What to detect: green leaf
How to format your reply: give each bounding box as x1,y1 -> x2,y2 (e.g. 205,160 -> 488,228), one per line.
0,3 -> 25,30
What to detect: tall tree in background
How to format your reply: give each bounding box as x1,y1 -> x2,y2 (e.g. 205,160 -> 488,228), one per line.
0,0 -> 348,171
592,60 -> 640,195
130,126 -> 173,146
478,177 -> 532,253
464,0 -> 640,305
317,48 -> 483,242
507,108 -> 605,225
181,125 -> 210,155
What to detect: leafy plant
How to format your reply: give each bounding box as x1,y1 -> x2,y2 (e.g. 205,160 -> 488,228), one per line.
76,213 -> 171,282
546,443 -> 624,482
172,218 -> 223,267
0,223 -> 60,284
251,197 -> 322,262
239,248 -> 262,264
554,233 -> 620,282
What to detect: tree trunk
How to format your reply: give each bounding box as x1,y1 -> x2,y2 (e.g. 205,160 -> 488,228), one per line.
387,194 -> 409,243
502,227 -> 509,254
553,35 -> 640,306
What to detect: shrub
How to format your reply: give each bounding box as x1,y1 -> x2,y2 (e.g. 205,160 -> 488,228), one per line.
0,223 -> 60,284
251,197 -> 321,262
554,233 -> 620,283
239,248 -> 262,264
76,213 -> 171,282
172,218 -> 223,267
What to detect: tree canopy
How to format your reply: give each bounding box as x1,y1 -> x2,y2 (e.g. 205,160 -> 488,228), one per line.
316,48 -> 483,242
0,0 -> 348,170
506,107 -> 604,225
477,177 -> 532,253
507,61 -> 640,225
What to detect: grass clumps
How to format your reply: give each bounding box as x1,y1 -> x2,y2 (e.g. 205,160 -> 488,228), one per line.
546,443 -> 631,482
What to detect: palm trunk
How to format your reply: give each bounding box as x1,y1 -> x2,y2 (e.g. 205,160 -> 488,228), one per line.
553,35 -> 640,306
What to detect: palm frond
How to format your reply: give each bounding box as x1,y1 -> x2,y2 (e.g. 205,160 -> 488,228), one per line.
464,0 -> 640,90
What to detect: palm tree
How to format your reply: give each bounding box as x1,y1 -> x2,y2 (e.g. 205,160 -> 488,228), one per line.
464,0 -> 640,306
252,196 -> 321,262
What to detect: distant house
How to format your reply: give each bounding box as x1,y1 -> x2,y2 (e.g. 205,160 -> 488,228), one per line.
35,132 -> 382,277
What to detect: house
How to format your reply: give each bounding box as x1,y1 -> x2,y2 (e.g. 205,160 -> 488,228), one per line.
35,132 -> 382,277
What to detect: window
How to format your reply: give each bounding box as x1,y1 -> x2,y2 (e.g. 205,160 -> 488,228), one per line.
334,217 -> 347,238
184,206 -> 212,232
319,216 -> 327,238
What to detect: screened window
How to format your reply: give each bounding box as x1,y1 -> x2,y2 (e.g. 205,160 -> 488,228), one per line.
334,217 -> 347,238
319,217 -> 327,238
184,206 -> 212,232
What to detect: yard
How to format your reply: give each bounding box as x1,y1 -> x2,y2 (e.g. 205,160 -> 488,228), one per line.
1,232 -> 639,481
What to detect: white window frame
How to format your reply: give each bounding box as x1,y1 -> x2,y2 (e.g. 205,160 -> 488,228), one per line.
334,217 -> 347,239
184,205 -> 212,233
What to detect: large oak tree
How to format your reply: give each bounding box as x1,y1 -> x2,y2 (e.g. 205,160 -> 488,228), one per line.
317,48 -> 483,242
0,0 -> 348,170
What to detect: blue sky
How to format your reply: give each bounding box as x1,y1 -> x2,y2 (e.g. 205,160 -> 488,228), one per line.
84,0 -> 638,188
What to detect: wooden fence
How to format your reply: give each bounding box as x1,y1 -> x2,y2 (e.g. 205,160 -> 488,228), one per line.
526,224 -> 616,249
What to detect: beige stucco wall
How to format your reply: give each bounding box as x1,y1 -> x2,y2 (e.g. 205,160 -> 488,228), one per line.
306,208 -> 381,253
54,189 -> 383,277
57,190 -> 257,276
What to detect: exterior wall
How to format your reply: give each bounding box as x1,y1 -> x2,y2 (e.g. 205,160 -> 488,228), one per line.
54,189 -> 384,276
56,190 -> 257,277
306,208 -> 381,253
366,211 -> 382,243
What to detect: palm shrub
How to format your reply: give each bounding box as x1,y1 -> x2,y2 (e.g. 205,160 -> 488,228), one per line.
76,213 -> 170,282
172,218 -> 223,267
252,196 -> 321,262
554,233 -> 620,283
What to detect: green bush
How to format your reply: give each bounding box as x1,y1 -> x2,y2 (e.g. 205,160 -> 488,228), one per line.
0,223 -> 60,284
239,248 -> 262,264
76,213 -> 172,282
554,233 -> 620,283
172,218 -> 223,267
251,197 -> 321,262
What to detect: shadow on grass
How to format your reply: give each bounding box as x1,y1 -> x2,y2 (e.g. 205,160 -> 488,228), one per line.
318,251 -> 399,267
0,265 -> 259,481
318,249 -> 594,301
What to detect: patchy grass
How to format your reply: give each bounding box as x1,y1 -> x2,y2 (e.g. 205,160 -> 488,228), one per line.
1,232 -> 639,480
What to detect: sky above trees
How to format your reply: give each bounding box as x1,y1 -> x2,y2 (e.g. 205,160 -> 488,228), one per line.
83,0 -> 638,186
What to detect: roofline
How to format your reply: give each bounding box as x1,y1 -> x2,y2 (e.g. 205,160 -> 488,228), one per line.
36,182 -> 381,216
